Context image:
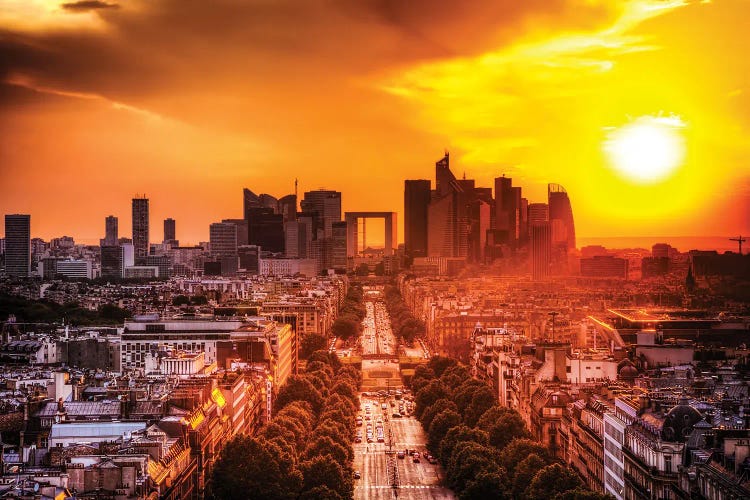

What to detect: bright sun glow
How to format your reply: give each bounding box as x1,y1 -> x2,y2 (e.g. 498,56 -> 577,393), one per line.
604,115 -> 686,183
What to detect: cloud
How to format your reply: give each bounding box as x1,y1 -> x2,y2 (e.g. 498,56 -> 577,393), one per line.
61,1 -> 120,13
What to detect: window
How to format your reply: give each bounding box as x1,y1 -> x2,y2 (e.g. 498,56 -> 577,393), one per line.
665,455 -> 672,473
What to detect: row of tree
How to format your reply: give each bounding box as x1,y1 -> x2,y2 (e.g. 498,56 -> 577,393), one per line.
412,356 -> 610,500
383,285 -> 425,343
211,351 -> 362,500
330,284 -> 366,341
0,293 -> 131,325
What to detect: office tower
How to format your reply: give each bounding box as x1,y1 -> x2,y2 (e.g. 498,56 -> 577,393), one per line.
278,194 -> 297,223
163,218 -> 176,243
103,216 -> 118,246
246,208 -> 285,253
132,197 -> 149,263
238,245 -> 261,274
145,255 -> 171,279
428,153 -> 470,258
404,180 -> 431,259
101,245 -> 123,279
548,184 -> 576,252
468,199 -> 491,263
493,176 -> 523,245
530,221 -> 551,281
259,194 -> 279,212
300,190 -> 341,238
4,214 -> 31,277
222,219 -> 249,247
209,222 -> 238,257
652,243 -> 672,259
527,203 -> 549,225
331,221 -> 348,270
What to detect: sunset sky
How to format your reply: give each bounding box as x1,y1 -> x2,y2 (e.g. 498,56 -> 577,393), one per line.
1,0 -> 748,248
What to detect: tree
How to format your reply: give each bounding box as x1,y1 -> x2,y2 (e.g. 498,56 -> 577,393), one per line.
438,425 -> 489,464
440,366 -> 474,393
460,470 -> 509,500
526,464 -> 583,500
420,398 -> 458,431
410,365 -> 435,393
427,409 -> 461,452
298,486 -> 345,500
302,435 -> 350,466
211,436 -> 302,500
98,303 -> 131,322
331,317 -> 359,340
428,356 -> 459,377
274,375 -> 324,415
512,453 -> 548,499
300,333 -> 327,359
446,441 -> 502,494
415,380 -> 450,420
498,438 -> 550,476
299,456 -> 352,498
172,295 -> 190,306
553,489 -> 613,500
463,385 -> 497,427
485,411 -> 531,451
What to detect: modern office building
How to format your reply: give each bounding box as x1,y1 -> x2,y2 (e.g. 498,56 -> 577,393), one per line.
300,190 -> 341,238
55,259 -> 93,279
278,194 -> 297,223
121,317 -> 247,371
101,243 -> 135,279
103,215 -> 118,246
494,176 -> 521,244
163,218 -> 176,244
132,197 -> 149,263
580,256 -> 629,279
548,184 -> 576,252
404,179 -> 431,259
527,203 -> 549,226
4,214 -> 31,278
427,153 -> 474,258
246,208 -> 285,253
209,222 -> 238,257
222,219 -> 249,246
530,221 -> 551,280
145,254 -> 172,280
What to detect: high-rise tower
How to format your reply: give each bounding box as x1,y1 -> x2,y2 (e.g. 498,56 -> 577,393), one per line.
548,184 -> 576,252
4,214 -> 31,277
300,190 -> 342,238
132,197 -> 149,263
163,218 -> 176,243
404,180 -> 431,259
103,215 -> 118,246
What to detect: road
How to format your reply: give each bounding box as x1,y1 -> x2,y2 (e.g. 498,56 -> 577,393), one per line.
352,288 -> 455,500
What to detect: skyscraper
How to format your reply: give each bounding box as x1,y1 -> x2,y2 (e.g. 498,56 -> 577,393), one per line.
527,203 -> 549,226
427,153 -> 471,258
163,218 -> 176,243
548,184 -> 576,252
246,208 -> 285,253
300,190 -> 341,238
4,214 -> 31,277
530,222 -> 551,281
103,215 -> 118,246
210,222 -> 238,257
404,180 -> 431,259
132,197 -> 149,263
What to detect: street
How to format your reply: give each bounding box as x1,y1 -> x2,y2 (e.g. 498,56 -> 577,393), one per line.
352,288 -> 455,500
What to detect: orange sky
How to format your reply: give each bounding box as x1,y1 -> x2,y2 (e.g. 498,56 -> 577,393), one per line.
0,0 -> 748,247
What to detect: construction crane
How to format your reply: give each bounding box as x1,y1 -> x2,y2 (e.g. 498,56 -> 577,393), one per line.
730,235 -> 745,255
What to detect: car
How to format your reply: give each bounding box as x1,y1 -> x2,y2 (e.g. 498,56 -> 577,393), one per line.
412,456 -> 420,463
392,412 -> 402,418
353,471 -> 361,479
397,451 -> 406,459
355,437 -> 362,443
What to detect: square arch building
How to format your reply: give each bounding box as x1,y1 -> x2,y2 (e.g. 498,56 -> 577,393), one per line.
344,212 -> 398,258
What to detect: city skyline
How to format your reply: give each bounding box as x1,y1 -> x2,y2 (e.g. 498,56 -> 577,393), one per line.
0,1 -> 748,245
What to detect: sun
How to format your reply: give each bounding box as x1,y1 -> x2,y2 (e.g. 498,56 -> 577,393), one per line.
603,115 -> 686,183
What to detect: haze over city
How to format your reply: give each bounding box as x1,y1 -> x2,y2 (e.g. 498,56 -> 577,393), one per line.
1,0 -> 749,246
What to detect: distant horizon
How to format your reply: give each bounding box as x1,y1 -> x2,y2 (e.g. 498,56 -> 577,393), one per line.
11,231 -> 742,255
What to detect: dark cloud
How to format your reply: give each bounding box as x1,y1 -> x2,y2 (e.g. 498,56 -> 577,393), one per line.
61,1 -> 120,12
0,0 -> 616,125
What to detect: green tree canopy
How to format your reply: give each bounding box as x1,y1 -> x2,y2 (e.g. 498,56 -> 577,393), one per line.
300,333 -> 328,359
526,464 -> 583,500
